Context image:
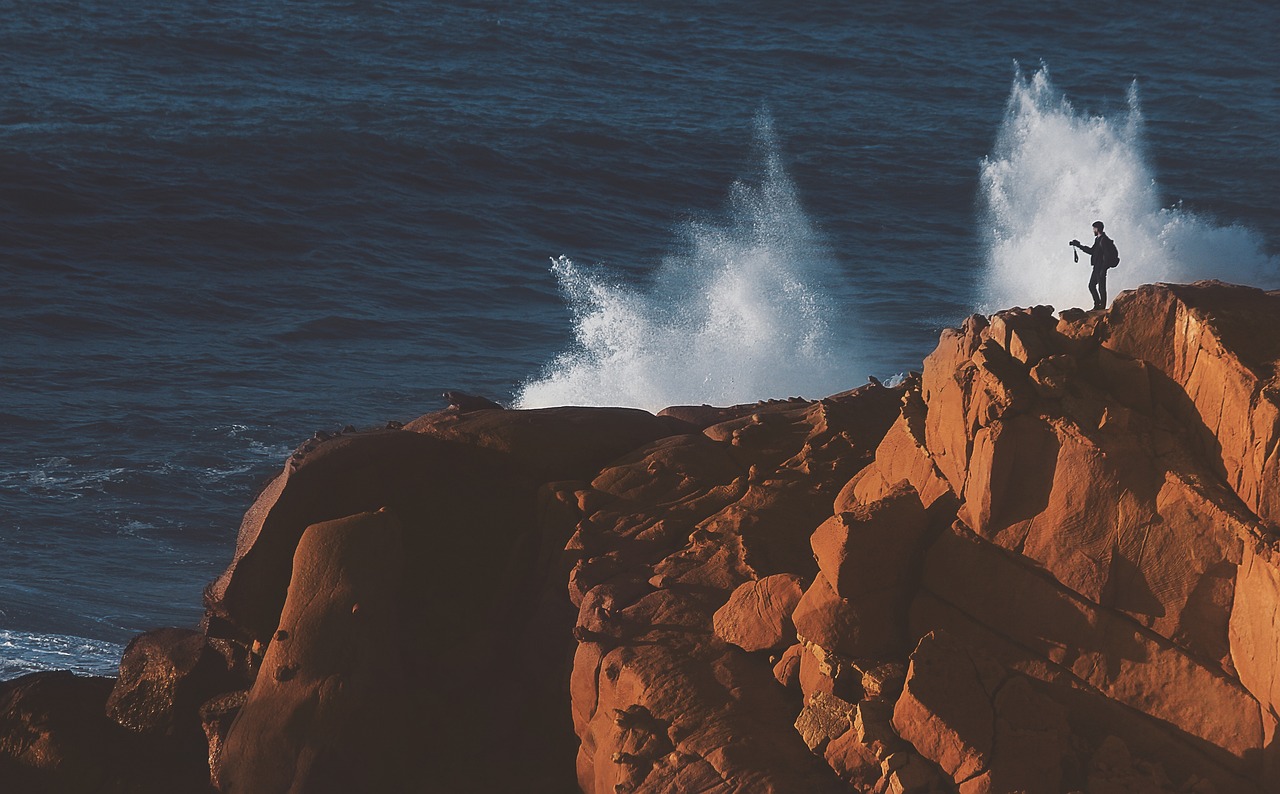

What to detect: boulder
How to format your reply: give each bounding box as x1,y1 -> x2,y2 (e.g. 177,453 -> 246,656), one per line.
811,482 -> 929,599
893,631 -> 1071,794
216,510 -> 408,793
892,631 -> 1001,783
713,574 -> 806,652
1229,542 -> 1280,719
106,628 -> 245,758
836,384 -> 955,514
0,671 -> 206,793
792,571 -> 908,660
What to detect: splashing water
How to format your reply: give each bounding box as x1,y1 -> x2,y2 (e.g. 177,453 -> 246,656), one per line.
516,116 -> 858,412
979,65 -> 1278,312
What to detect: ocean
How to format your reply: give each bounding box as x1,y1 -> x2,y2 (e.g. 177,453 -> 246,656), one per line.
2,1 -> 1278,678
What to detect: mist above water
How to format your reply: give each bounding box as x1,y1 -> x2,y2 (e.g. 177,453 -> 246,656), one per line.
516,116 -> 859,412
979,65 -> 1278,312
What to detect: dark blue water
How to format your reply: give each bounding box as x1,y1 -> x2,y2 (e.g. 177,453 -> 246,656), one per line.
3,1 -> 1278,676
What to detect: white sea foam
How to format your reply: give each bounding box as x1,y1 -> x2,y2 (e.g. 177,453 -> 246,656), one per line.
979,65 -> 1278,312
0,630 -> 123,681
516,115 -> 859,412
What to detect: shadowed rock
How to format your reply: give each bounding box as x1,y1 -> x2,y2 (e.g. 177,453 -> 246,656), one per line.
216,509 -> 408,793
0,671 -> 211,793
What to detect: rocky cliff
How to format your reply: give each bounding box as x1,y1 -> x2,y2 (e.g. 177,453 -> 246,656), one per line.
2,280 -> 1278,793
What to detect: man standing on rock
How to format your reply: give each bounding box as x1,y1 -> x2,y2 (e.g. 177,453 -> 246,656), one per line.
1070,220 -> 1120,310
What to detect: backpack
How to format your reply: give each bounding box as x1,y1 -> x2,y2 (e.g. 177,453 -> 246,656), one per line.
1107,238 -> 1120,268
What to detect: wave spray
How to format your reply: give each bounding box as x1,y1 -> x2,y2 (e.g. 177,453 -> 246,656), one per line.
979,65 -> 1278,312
516,115 -> 857,412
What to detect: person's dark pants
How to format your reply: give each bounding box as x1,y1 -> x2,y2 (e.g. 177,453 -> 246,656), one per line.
1089,267 -> 1108,309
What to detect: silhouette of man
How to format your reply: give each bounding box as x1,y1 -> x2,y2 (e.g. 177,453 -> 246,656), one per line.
1070,221 -> 1118,310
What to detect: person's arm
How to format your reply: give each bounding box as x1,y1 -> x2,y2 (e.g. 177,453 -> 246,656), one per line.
1071,239 -> 1096,254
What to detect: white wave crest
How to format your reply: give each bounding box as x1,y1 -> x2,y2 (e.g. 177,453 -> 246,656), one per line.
516,115 -> 858,412
0,630 -> 123,681
979,65 -> 1278,312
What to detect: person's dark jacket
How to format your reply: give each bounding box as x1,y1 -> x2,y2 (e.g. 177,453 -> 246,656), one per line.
1077,233 -> 1117,270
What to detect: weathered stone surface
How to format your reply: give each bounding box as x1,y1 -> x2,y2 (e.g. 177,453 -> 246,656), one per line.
562,384 -> 904,792
909,589 -> 1262,793
920,524 -> 1263,765
793,571 -> 908,660
577,638 -> 847,794
958,675 -> 1069,794
199,690 -> 246,792
216,510 -> 408,793
811,481 -> 928,599
892,631 -> 1000,783
794,690 -> 855,752
1229,542 -> 1280,720
893,631 -> 1071,793
1105,281 -> 1280,528
713,573 -> 805,652
836,384 -> 956,514
772,643 -> 803,690
0,673 -> 120,792
204,429 -> 512,645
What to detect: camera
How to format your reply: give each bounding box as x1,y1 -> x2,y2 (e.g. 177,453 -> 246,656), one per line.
1069,239 -> 1080,246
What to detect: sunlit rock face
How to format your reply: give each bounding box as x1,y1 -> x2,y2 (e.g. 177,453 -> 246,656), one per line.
559,281 -> 1280,794
3,280 -> 1278,794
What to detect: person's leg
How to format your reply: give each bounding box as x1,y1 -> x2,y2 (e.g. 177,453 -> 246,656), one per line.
1089,269 -> 1108,308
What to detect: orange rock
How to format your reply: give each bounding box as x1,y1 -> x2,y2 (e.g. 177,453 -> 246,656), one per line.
578,642 -> 845,794
909,589 -> 1262,793
1229,543 -> 1280,719
1105,281 -> 1280,528
958,675 -> 1068,794
713,574 -> 805,653
589,432 -> 744,506
921,316 -> 988,492
17,280 -> 1280,793
892,630 -> 1000,782
821,727 -> 881,789
811,482 -> 928,600
204,429 -> 510,644
792,572 -> 908,660
561,385 -> 903,792
837,384 -> 956,514
985,305 -> 1059,367
795,642 -> 866,704
216,510 -> 408,793
910,288 -> 1262,678
920,524 -> 1263,766
772,643 -> 803,690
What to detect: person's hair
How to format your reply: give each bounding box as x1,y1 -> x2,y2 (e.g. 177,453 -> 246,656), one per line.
1092,220 -> 1105,231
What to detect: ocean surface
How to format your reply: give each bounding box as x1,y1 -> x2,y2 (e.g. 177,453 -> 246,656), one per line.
2,1 -> 1278,679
